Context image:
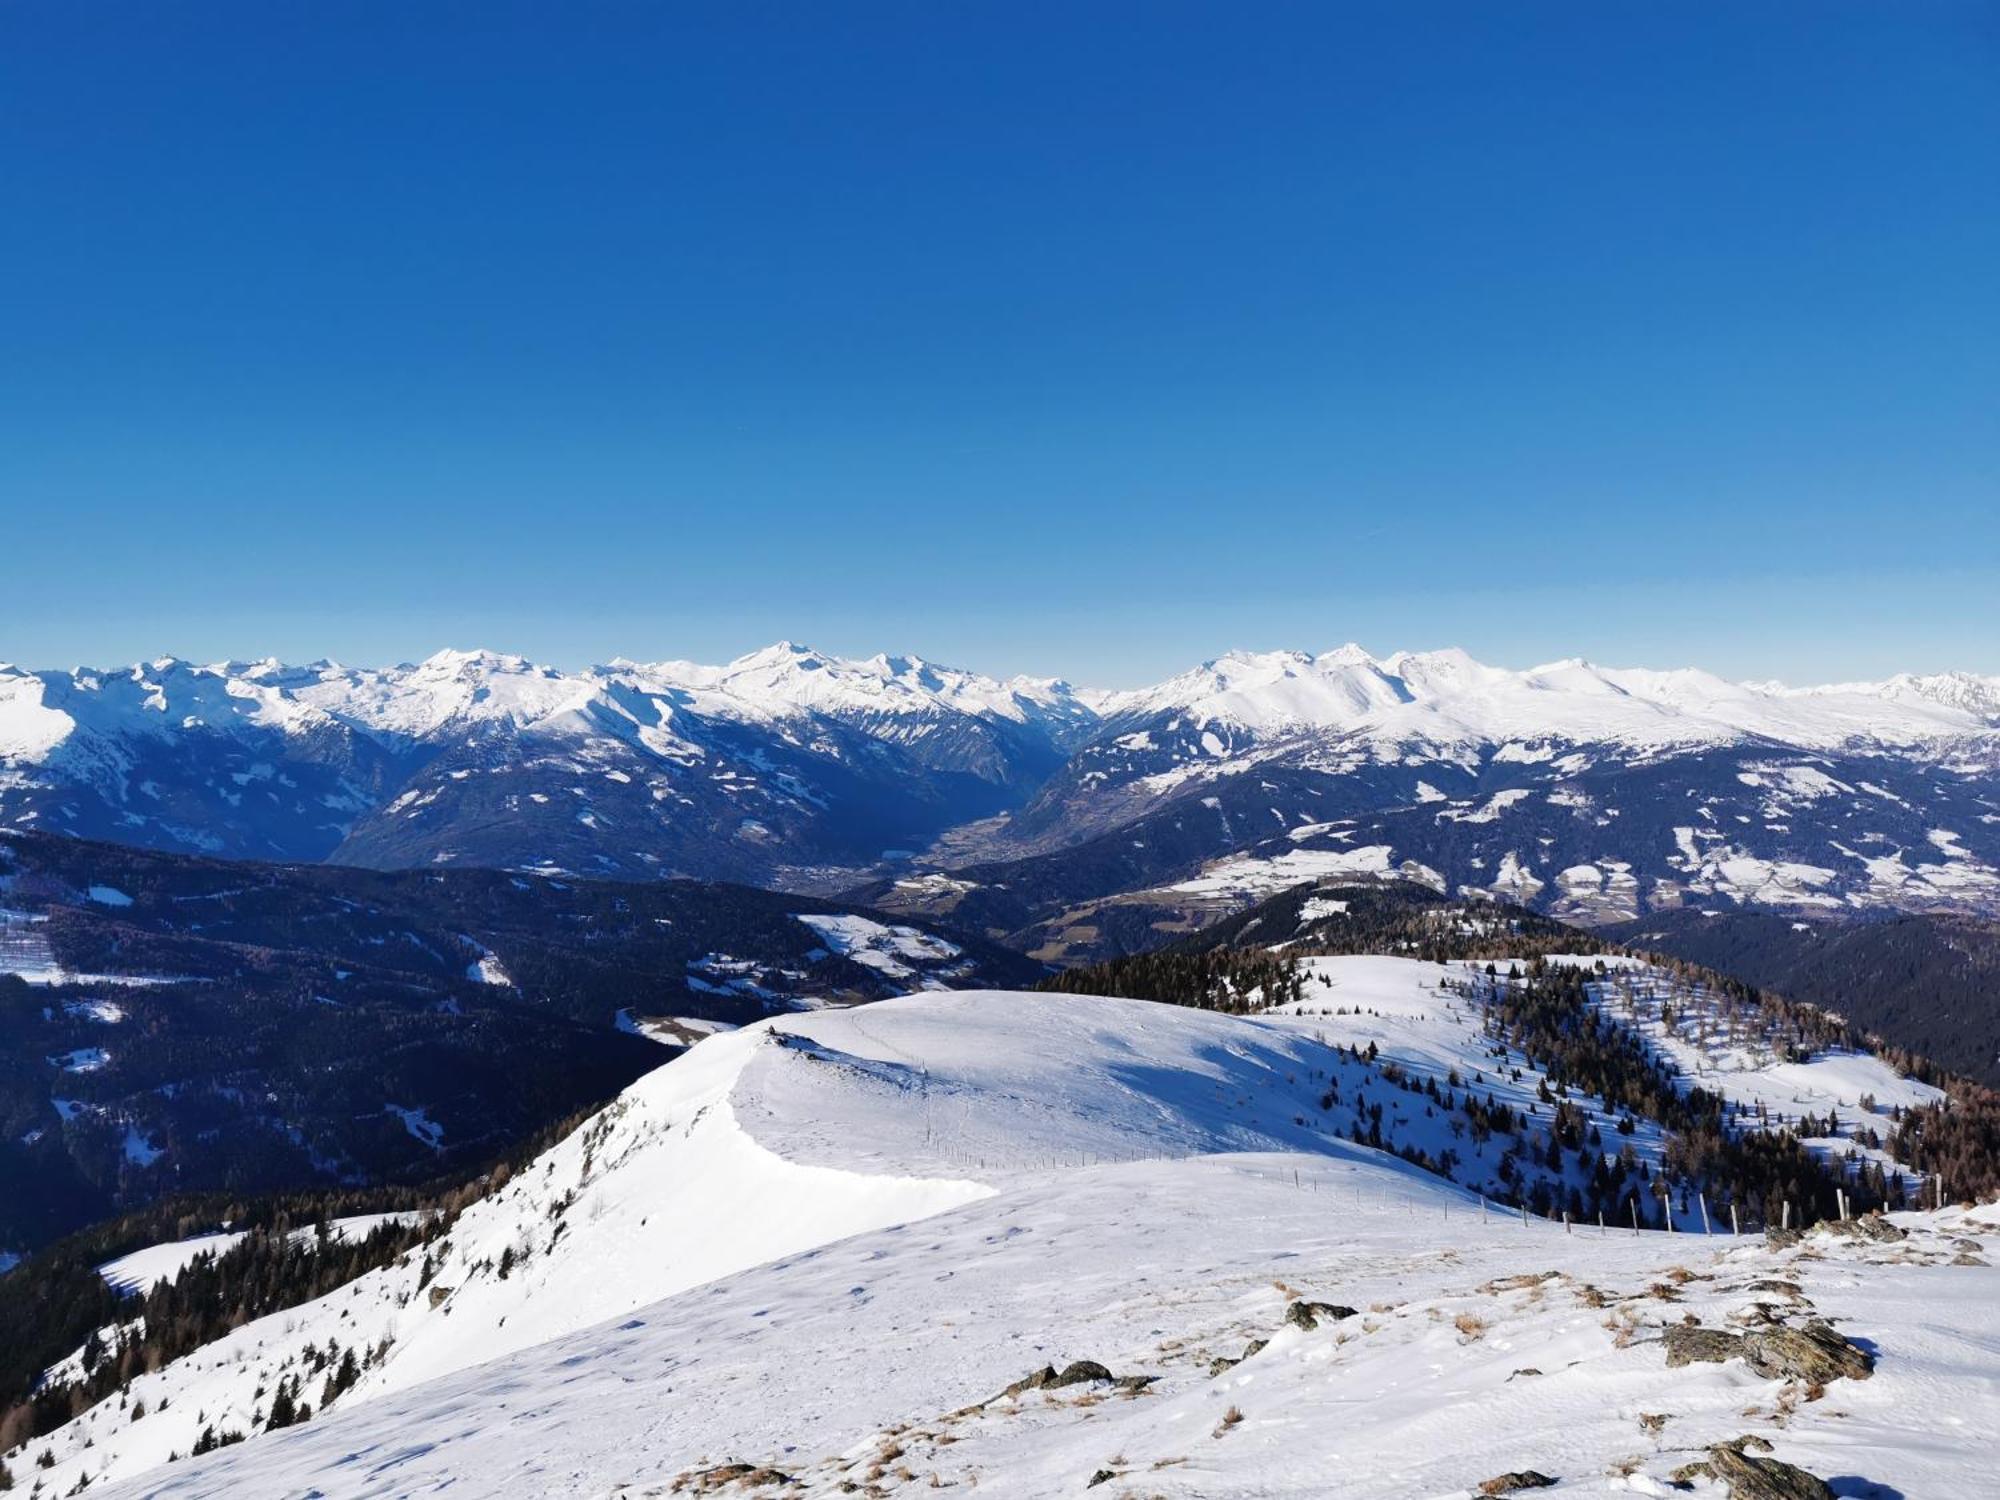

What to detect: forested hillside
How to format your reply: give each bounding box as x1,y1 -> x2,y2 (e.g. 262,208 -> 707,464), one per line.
1051,880 -> 2000,1221
1607,908 -> 2000,1089
0,831 -> 1039,1255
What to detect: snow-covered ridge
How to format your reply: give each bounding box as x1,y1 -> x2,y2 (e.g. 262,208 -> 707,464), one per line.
6,642 -> 1997,766
1095,644 -> 2000,751
18,977 -> 1992,1500
17,990 -> 1398,1496
616,640 -> 1102,732
9,643 -> 1998,903
1,643 -> 1101,753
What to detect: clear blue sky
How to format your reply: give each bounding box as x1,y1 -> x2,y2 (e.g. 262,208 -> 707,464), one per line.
3,2 -> 1995,686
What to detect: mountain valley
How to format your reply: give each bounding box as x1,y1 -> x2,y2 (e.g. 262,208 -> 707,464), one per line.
6,645 -> 1998,943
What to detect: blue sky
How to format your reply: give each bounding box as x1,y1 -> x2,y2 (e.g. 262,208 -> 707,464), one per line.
2,3 -> 1995,686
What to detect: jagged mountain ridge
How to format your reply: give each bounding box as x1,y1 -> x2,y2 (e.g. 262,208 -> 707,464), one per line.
991,645 -> 2000,850
0,645 -> 1104,884
4,643 -> 1997,918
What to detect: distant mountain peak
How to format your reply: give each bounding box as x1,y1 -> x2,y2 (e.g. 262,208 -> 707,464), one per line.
416,647 -> 541,674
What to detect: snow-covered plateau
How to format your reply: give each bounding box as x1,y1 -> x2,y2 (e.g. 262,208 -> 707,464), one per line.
10,967 -> 1995,1499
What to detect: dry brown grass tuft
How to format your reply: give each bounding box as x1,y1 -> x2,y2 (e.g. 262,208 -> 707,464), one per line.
1602,1307 -> 1642,1348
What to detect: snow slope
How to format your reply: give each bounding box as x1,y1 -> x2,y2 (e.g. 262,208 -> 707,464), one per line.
112,1165 -> 2000,1500
17,977 -> 1990,1498
1262,955 -> 1939,1223
7,992 -> 1976,1500
24,992 -> 1399,1495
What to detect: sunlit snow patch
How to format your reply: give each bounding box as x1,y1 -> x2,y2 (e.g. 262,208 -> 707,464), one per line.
1171,845 -> 1445,900
794,912 -> 964,983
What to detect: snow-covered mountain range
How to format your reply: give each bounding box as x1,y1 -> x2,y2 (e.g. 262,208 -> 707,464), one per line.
4,643 -> 1998,928
0,644 -> 1101,884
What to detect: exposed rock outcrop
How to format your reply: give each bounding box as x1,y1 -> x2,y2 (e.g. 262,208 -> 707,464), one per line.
1677,1437 -> 1835,1500
1284,1300 -> 1358,1332
1477,1471 -> 1558,1495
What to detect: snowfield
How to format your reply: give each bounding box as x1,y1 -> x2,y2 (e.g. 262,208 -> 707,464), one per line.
1168,845 -> 1446,902
108,1165 -> 2000,1500
793,911 -> 967,984
8,985 -> 1993,1499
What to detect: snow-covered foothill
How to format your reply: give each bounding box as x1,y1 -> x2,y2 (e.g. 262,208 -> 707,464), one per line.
793,911 -> 967,984
1169,845 -> 1446,902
